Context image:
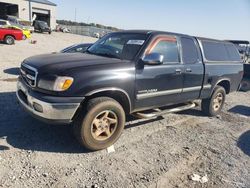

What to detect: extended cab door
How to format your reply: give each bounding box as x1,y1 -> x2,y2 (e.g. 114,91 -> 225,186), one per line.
135,35 -> 184,110
180,37 -> 204,100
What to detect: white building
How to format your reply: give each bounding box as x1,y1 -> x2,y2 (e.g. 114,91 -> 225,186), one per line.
0,0 -> 57,29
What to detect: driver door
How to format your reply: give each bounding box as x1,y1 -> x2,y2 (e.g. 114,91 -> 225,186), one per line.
135,35 -> 184,110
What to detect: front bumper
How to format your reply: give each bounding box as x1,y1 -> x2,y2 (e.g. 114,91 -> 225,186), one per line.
16,77 -> 83,124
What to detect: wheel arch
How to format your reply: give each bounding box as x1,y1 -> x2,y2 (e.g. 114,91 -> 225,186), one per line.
83,88 -> 132,114
4,34 -> 16,40
215,79 -> 231,94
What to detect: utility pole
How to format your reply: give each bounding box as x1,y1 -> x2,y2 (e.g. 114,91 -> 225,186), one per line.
74,8 -> 77,22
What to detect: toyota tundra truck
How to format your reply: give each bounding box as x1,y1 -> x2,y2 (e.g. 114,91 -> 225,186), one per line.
16,30 -> 243,150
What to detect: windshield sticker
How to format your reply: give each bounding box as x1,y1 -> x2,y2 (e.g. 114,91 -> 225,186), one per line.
127,40 -> 145,45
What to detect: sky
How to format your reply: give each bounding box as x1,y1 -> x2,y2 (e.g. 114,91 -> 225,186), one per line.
52,0 -> 250,41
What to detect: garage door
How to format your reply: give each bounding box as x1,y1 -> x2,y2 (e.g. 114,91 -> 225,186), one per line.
32,8 -> 49,15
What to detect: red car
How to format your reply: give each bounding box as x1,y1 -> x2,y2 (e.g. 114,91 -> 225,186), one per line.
0,28 -> 23,45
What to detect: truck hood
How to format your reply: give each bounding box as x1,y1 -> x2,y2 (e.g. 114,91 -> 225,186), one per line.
23,53 -> 123,74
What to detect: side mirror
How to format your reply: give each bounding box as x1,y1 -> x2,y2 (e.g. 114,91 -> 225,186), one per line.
142,53 -> 164,65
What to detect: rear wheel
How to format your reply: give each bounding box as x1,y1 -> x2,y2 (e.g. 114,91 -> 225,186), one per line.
4,35 -> 15,45
201,86 -> 226,116
73,97 -> 125,151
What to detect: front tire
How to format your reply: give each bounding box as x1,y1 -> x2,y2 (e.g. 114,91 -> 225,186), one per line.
201,86 -> 226,116
4,35 -> 15,45
73,97 -> 125,151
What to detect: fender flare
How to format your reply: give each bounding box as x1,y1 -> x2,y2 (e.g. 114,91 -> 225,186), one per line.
85,87 -> 132,112
213,78 -> 231,93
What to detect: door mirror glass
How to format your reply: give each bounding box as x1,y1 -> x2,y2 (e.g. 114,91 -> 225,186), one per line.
142,53 -> 164,65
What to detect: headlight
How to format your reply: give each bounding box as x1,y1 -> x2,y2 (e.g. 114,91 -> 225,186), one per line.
38,76 -> 74,91
54,76 -> 74,91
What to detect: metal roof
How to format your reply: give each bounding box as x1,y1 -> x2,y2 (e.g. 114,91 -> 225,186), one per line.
30,0 -> 57,6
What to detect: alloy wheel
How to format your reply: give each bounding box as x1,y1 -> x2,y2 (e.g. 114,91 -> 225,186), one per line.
213,92 -> 224,111
90,110 -> 118,141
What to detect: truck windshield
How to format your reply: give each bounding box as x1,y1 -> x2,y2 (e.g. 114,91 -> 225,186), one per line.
87,33 -> 148,60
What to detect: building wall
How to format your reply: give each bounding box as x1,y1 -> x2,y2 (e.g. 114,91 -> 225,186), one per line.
0,0 -> 56,29
30,2 -> 56,29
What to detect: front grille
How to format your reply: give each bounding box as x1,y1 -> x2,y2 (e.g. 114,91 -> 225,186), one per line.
20,64 -> 38,87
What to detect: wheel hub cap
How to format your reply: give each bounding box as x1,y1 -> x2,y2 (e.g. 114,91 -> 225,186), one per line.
7,38 -> 11,44
213,93 -> 223,111
91,110 -> 118,141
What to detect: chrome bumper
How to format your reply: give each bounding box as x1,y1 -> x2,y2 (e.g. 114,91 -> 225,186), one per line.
16,78 -> 82,124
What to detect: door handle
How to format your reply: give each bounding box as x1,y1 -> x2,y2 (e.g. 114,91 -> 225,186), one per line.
186,68 -> 192,73
175,69 -> 182,74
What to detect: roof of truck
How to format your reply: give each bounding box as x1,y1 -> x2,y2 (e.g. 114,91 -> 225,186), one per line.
116,30 -> 196,39
196,37 -> 232,43
117,30 -> 228,42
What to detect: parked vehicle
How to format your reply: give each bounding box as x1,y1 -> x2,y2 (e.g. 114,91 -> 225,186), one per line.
3,25 -> 31,40
227,40 -> 250,91
0,27 -> 23,45
0,19 -> 32,39
60,43 -> 93,53
227,40 -> 249,63
17,30 -> 243,150
33,20 -> 51,34
0,15 -> 34,33
93,32 -> 100,38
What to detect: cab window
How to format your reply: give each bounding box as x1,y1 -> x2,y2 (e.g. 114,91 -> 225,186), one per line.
181,37 -> 200,64
202,40 -> 241,62
147,36 -> 179,63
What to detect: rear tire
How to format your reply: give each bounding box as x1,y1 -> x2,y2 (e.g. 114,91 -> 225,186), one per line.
201,86 -> 226,116
4,35 -> 15,45
73,97 -> 125,151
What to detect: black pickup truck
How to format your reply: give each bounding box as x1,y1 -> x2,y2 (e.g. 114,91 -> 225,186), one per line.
17,30 -> 243,150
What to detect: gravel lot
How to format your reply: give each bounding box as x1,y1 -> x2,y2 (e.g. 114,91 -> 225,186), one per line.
0,32 -> 249,188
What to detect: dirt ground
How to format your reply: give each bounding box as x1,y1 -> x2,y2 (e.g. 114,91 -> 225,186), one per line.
0,32 -> 249,188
